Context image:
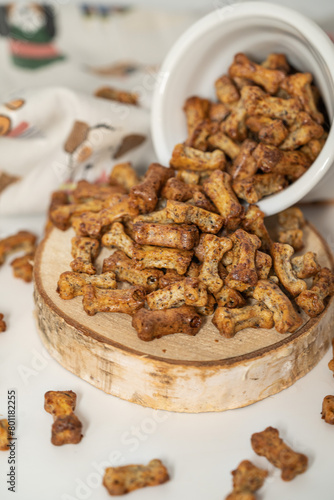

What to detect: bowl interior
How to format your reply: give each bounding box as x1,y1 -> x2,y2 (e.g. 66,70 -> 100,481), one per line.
152,9 -> 334,214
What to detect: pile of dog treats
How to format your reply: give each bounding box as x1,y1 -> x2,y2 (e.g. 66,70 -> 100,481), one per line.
173,52 -> 328,204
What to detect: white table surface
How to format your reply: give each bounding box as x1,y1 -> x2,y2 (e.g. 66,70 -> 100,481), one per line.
0,203 -> 333,500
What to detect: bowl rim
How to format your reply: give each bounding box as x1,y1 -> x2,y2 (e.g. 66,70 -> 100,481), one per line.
151,1 -> 334,215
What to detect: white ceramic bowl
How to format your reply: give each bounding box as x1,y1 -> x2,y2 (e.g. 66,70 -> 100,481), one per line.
151,2 -> 334,215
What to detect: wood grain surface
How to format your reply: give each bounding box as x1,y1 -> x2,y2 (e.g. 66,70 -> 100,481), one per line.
33,222 -> 334,413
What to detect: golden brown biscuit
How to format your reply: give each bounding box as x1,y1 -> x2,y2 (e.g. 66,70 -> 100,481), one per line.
109,162 -> 140,192
146,278 -> 208,310
242,204 -> 273,253
95,86 -> 138,105
133,222 -> 199,250
73,180 -> 126,202
0,314 -> 6,333
230,139 -> 258,180
132,306 -> 202,341
70,237 -> 100,275
44,391 -> 83,446
57,271 -> 117,299
253,279 -> 303,334
183,96 -> 210,136
271,242 -> 307,296
132,244 -> 193,275
213,286 -> 246,308
228,459 -> 268,498
225,229 -> 261,292
229,53 -> 285,94
208,131 -> 241,160
295,267 -> 334,317
251,426 -> 308,481
213,303 -> 274,338
170,143 -> 226,171
280,72 -> 324,124
129,163 -> 174,213
82,285 -> 146,316
10,251 -> 35,283
102,251 -> 163,292
198,234 -> 232,293
103,459 -> 169,496
102,222 -> 136,258
322,395 -> 334,425
215,75 -> 240,104
166,200 -> 224,234
233,172 -> 288,204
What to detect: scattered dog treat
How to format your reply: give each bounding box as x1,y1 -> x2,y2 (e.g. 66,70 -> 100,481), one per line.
251,426 -> 308,481
0,314 -> 7,333
57,271 -> 117,299
225,460 -> 268,500
70,237 -> 100,275
213,303 -> 274,338
103,459 -> 169,496
0,231 -> 36,266
0,419 -> 9,450
10,251 -> 35,283
322,395 -> 334,425
95,86 -> 139,106
44,391 -> 83,446
296,267 -> 334,317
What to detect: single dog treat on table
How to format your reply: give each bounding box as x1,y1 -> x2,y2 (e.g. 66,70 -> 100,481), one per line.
328,339 -> 334,375
10,251 -> 35,283
70,237 -> 100,275
44,391 -> 83,446
225,460 -> 268,500
94,86 -> 139,105
132,306 -> 203,341
102,251 -> 163,292
0,231 -> 36,266
0,314 -> 6,333
103,459 -> 169,496
322,395 -> 334,425
251,426 -> 308,481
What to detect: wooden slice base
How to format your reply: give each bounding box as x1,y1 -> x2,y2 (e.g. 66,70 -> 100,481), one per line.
33,223 -> 334,413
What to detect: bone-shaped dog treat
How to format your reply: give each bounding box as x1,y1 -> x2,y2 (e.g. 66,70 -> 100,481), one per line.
215,75 -> 240,104
230,139 -> 258,180
213,286 -> 246,308
225,460 -> 268,500
198,234 -> 232,293
183,96 -> 210,136
109,162 -> 140,192
278,207 -> 305,251
72,180 -> 126,202
213,303 -> 274,338
229,53 -> 285,94
185,119 -> 217,151
255,251 -> 272,279
225,229 -> 261,292
203,170 -> 244,229
258,118 -> 289,147
208,131 -> 241,161
0,314 -> 6,333
82,284 -> 146,316
70,195 -> 139,237
158,269 -> 185,289
70,237 -> 100,275
57,271 -> 117,299
209,102 -> 230,122
166,200 -> 224,234
102,222 -> 136,258
242,205 -> 273,253
132,306 -> 202,341
170,143 -> 226,171
10,251 -> 35,283
253,279 -> 303,333
242,86 -> 302,125
253,143 -> 310,181
251,426 -> 308,481
291,252 -> 321,279
271,243 -> 307,296
132,244 -> 193,275
146,278 -> 208,310
188,190 -> 219,214
322,395 -> 334,425
103,459 -> 169,496
102,251 -> 163,292
129,163 -> 174,213
280,112 -> 324,151
233,173 -> 287,204
44,391 -> 83,446
301,133 -> 327,162
51,199 -> 106,231
245,114 -> 274,133
295,267 -> 334,317
280,72 -> 324,124
221,99 -> 248,142
0,419 -> 9,450
133,221 -> 199,250
134,207 -> 173,224
161,177 -> 194,202
262,53 -> 290,73
0,231 -> 36,266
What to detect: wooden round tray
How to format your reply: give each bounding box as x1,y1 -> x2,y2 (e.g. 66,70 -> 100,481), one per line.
34,223 -> 334,413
